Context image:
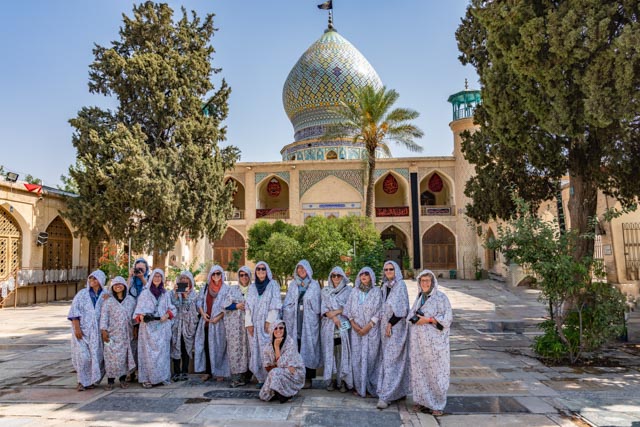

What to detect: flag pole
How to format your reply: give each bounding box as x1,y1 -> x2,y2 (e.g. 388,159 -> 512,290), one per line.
329,9 -> 334,30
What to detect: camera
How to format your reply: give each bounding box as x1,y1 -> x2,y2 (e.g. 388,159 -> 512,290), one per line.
409,309 -> 424,324
134,268 -> 144,275
176,282 -> 189,293
143,314 -> 161,323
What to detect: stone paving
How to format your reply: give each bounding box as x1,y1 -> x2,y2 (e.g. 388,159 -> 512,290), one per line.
0,279 -> 638,426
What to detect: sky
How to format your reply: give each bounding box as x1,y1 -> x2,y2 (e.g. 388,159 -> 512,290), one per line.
0,0 -> 477,187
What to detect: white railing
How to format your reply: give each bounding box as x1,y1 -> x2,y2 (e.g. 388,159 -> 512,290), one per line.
16,267 -> 88,286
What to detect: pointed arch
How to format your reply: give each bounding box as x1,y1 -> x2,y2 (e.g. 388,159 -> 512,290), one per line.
212,226 -> 246,270
380,225 -> 409,268
43,216 -> 73,270
374,170 -> 410,211
256,175 -> 290,219
419,170 -> 454,208
0,206 -> 22,279
422,223 -> 457,270
485,227 -> 497,271
226,177 -> 246,217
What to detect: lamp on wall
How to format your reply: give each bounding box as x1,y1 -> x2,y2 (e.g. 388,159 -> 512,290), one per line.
36,232 -> 49,246
5,172 -> 19,182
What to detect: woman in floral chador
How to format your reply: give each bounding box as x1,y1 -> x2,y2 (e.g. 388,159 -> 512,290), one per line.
222,266 -> 252,387
100,276 -> 136,390
169,271 -> 199,381
133,269 -> 176,388
407,269 -> 453,416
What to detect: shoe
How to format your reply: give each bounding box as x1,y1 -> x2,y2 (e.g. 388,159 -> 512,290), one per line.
376,400 -> 389,409
216,376 -> 225,382
200,374 -> 211,382
180,373 -> 189,381
230,380 -> 247,388
142,382 -> 153,389
339,383 -> 347,393
171,374 -> 180,382
255,382 -> 264,389
432,410 -> 444,416
104,383 -> 114,391
326,382 -> 335,391
119,380 -> 128,389
76,383 -> 86,392
302,379 -> 312,389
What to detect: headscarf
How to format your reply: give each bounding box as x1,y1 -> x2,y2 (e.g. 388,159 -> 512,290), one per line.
146,268 -> 166,299
324,266 -> 349,295
293,260 -> 313,300
129,257 -> 150,298
237,266 -> 252,297
110,276 -> 128,303
381,260 -> 403,289
355,266 -> 375,293
416,269 -> 438,304
86,269 -> 106,307
270,319 -> 287,352
174,270 -> 195,305
254,261 -> 273,296
207,265 -> 225,296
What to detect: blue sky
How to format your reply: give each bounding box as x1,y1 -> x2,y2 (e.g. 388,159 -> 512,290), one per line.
0,0 -> 476,186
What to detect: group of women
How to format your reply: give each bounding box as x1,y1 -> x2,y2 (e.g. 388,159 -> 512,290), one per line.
68,258 -> 453,415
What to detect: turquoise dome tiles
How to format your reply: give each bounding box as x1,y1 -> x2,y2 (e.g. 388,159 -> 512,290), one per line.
282,29 -> 383,142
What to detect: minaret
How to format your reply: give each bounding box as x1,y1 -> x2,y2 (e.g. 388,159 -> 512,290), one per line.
448,83 -> 482,279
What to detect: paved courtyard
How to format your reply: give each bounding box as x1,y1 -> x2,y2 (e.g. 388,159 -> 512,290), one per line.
0,279 -> 639,426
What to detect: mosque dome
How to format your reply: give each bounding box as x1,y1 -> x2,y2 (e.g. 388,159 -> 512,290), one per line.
282,28 -> 383,145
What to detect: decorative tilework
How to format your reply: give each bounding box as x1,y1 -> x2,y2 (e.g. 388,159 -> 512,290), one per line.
299,170 -> 365,198
374,168 -> 410,182
282,28 -> 383,158
255,171 -> 290,185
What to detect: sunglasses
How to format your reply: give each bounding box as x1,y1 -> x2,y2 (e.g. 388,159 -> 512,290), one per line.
239,273 -> 249,277
211,271 -> 222,277
384,268 -> 395,272
330,274 -> 342,278
360,271 -> 370,276
255,267 -> 266,271
274,326 -> 285,331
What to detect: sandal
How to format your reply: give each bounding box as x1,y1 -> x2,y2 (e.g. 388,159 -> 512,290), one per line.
216,376 -> 225,382
104,383 -> 114,391
339,383 -> 347,393
76,383 -> 86,392
119,381 -> 128,389
432,410 -> 444,416
200,374 -> 211,382
142,382 -> 153,389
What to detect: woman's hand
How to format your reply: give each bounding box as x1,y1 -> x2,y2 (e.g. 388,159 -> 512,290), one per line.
274,337 -> 284,347
211,313 -> 224,324
200,310 -> 210,322
415,315 -> 431,326
385,323 -> 392,337
236,302 -> 245,311
333,316 -> 341,328
264,321 -> 271,334
288,366 -> 296,374
102,293 -> 110,300
74,327 -> 83,340
247,325 -> 254,337
160,314 -> 169,322
101,330 -> 110,343
358,321 -> 373,336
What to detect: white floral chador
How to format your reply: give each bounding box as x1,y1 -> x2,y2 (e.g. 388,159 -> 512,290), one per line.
245,261 -> 282,382
282,260 -> 322,370
407,269 -> 453,412
169,271 -> 199,361
259,320 -> 305,401
194,265 -> 231,377
68,269 -> 107,387
377,261 -> 410,403
100,276 -> 136,379
221,266 -> 251,376
133,269 -> 176,385
343,266 -> 382,397
320,266 -> 353,388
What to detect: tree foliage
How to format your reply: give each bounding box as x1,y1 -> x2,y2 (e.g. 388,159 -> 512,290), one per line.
64,1 -> 238,254
326,85 -> 424,217
457,1 -> 640,261
246,216 -> 389,287
488,196 -> 626,363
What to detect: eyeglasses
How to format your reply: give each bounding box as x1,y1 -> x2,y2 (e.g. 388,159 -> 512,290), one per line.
255,267 -> 266,271
383,268 -> 395,272
360,271 -> 370,276
211,271 -> 222,277
239,273 -> 249,278
274,326 -> 285,330
330,274 -> 342,278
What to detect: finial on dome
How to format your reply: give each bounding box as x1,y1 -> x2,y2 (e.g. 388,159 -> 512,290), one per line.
317,0 -> 335,31
465,78 -> 469,90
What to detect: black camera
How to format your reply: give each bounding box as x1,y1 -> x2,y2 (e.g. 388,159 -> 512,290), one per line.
134,268 -> 144,275
409,309 -> 424,324
143,314 -> 161,323
176,282 -> 189,293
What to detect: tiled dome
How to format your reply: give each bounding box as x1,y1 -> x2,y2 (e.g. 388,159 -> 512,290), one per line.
282,29 -> 383,142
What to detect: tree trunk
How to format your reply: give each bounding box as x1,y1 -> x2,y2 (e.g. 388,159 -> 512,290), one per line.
365,149 -> 377,218
567,170 -> 598,262
152,248 -> 167,270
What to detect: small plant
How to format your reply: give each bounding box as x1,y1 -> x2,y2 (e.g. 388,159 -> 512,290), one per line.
227,249 -> 243,274
473,256 -> 482,280
167,259 -> 206,290
98,244 -> 129,279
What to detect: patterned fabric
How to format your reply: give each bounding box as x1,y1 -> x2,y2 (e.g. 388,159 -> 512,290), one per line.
133,269 -> 176,385
259,321 -> 305,401
100,276 -> 136,379
222,276 -> 250,375
245,261 -> 282,382
320,266 -> 353,387
194,265 -> 231,377
67,269 -> 106,387
377,261 -> 410,402
343,266 -> 382,397
282,260 -> 322,369
170,271 -> 199,360
407,269 -> 453,411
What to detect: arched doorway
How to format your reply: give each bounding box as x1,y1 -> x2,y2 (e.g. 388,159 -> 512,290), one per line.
43,216 -> 73,270
212,228 -> 246,271
381,226 -> 408,268
419,171 -> 453,216
88,228 -> 109,273
256,176 -> 290,219
226,178 -> 246,219
0,207 -> 21,279
485,229 -> 497,271
422,224 -> 456,270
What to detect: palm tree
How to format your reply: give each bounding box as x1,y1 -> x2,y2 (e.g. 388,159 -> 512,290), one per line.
326,85 -> 424,217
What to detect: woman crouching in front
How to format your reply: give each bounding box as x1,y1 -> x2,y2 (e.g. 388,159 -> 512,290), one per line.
259,320 -> 305,403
